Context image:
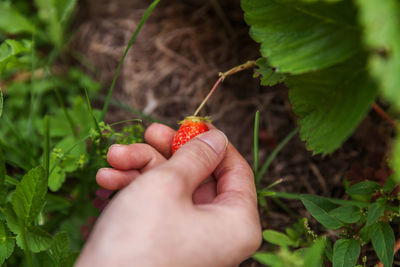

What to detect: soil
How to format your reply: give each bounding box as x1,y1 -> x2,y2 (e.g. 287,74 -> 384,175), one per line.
72,0 -> 398,266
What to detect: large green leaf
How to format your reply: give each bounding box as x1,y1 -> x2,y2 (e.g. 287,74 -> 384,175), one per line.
371,222 -> 395,267
300,195 -> 343,229
329,205 -> 361,224
0,3 -> 36,34
242,0 -> 362,74
356,0 -> 400,111
346,181 -> 381,195
332,239 -> 360,267
16,226 -> 52,252
287,56 -> 377,154
0,221 -> 15,265
50,232 -> 76,267
11,166 -> 48,226
366,199 -> 385,227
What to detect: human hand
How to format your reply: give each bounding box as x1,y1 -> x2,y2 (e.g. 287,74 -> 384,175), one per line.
75,123 -> 261,267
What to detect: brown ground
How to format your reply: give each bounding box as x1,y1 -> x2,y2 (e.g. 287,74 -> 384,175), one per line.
72,0 -> 397,266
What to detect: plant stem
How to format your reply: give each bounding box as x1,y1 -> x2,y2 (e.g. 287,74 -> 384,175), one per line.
372,102 -> 397,128
193,60 -> 257,117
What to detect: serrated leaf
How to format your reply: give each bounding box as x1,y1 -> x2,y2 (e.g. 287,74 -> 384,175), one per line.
288,55 -> 377,155
242,0 -> 361,74
0,221 -> 15,265
366,200 -> 385,227
300,195 -> 343,229
50,232 -> 72,266
0,3 -> 36,34
356,0 -> 400,111
329,205 -> 361,224
16,226 -> 52,252
371,222 -> 394,267
11,166 -> 48,226
332,239 -> 360,267
303,238 -> 325,267
346,181 -> 381,195
263,230 -> 295,247
254,58 -> 286,86
4,203 -> 20,235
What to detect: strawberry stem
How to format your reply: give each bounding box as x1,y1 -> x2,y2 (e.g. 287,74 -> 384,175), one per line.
193,60 -> 257,116
372,102 -> 397,129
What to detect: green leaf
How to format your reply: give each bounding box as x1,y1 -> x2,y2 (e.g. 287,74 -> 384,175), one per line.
332,239 -> 360,267
288,55 -> 377,155
48,165 -> 66,192
0,39 -> 32,71
254,58 -> 286,86
0,221 -> 15,265
356,0 -> 400,111
253,252 -> 284,266
11,166 -> 48,226
329,205 -> 361,224
366,199 -> 385,227
0,3 -> 36,34
303,238 -> 326,267
262,230 -> 295,247
50,232 -> 74,266
300,195 -> 343,229
346,181 -> 381,195
34,0 -> 63,47
16,226 -> 52,252
0,148 -> 6,203
371,222 -> 395,267
242,0 -> 361,74
4,203 -> 20,235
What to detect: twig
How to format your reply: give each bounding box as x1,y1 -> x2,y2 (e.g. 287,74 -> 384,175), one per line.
377,238 -> 400,267
372,102 -> 397,129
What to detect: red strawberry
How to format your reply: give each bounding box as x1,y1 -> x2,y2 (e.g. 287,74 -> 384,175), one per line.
171,116 -> 210,154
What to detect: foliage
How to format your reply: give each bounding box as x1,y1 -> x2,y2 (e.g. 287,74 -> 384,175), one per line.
246,1 -> 400,266
0,1 -> 148,265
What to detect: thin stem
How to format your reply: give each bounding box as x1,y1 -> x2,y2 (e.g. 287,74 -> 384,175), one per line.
256,128 -> 298,184
372,102 -> 397,129
101,0 -> 161,121
193,76 -> 223,117
193,60 -> 257,117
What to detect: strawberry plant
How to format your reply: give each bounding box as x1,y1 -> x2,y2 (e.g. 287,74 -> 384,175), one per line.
243,0 -> 400,266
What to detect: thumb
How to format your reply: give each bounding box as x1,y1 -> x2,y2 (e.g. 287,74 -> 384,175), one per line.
158,129 -> 228,195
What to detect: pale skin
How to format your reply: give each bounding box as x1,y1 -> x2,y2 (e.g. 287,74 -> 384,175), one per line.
75,123 -> 262,267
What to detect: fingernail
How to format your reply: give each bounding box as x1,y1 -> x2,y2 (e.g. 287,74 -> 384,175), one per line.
109,144 -> 123,150
196,129 -> 228,155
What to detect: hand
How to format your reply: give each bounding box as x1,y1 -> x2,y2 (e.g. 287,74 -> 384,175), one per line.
75,123 -> 261,267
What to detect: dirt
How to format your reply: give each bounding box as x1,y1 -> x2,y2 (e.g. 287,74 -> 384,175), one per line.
72,0 -> 397,266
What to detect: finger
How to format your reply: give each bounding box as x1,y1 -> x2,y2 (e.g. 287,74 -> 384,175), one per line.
144,123 -> 176,158
96,168 -> 140,190
107,143 -> 166,171
192,177 -> 217,204
156,129 -> 228,196
213,143 -> 257,207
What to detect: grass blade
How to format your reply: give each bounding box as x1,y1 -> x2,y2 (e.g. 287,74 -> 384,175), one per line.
84,88 -> 102,137
256,128 -> 298,184
43,115 -> 50,178
100,0 -> 161,121
253,110 -> 260,175
0,88 -> 3,119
